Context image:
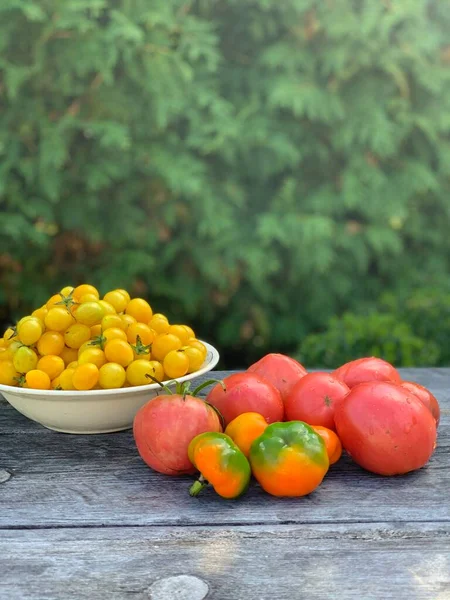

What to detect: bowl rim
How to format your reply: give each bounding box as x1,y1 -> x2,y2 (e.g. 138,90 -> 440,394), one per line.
0,340 -> 219,399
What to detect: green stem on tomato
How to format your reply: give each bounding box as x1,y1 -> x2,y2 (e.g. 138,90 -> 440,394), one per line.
191,379 -> 224,397
189,475 -> 209,497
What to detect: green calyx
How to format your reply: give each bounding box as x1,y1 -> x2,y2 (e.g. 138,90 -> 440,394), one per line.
249,421 -> 328,468
130,335 -> 151,357
144,376 -> 226,427
55,290 -> 78,312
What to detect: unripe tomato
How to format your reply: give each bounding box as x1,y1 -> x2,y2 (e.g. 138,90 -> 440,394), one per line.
17,317 -> 43,346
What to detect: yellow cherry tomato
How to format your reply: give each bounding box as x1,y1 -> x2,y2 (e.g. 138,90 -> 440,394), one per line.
126,359 -> 163,386
37,355 -> 65,380
98,362 -> 126,389
148,314 -> 170,335
64,324 -> 91,349
32,305 -> 48,322
78,341 -> 93,356
73,284 -> 99,301
46,293 -> 64,309
102,327 -> 127,343
0,360 -> 20,386
90,324 -> 102,337
183,325 -> 195,339
98,300 -> 116,315
78,293 -> 99,303
125,298 -> 153,323
119,314 -> 136,331
51,375 -> 62,389
60,368 -> 76,390
0,347 -> 13,362
101,314 -> 124,331
38,331 -> 65,356
151,333 -> 182,362
60,346 -> 79,365
149,360 -> 164,382
163,349 -> 189,379
183,346 -> 205,373
167,324 -> 191,345
116,288 -> 131,303
78,348 -> 106,369
13,346 -> 38,374
104,339 -> 134,367
72,363 -> 99,390
60,286 -> 75,297
26,370 -> 51,390
17,317 -> 43,346
126,322 -> 155,346
103,290 -> 128,313
3,327 -> 17,346
67,361 -> 79,369
44,307 -> 75,332
73,301 -> 105,326
187,339 -> 207,358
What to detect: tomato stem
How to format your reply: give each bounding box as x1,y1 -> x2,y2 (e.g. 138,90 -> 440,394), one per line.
189,475 -> 209,497
131,335 -> 151,356
89,335 -> 106,351
55,290 -> 78,313
191,379 -> 224,397
145,374 -> 175,395
14,374 -> 26,387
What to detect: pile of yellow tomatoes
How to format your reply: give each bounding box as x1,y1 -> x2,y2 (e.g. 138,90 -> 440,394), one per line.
0,284 -> 207,391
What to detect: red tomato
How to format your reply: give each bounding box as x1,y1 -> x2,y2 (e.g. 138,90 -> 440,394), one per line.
400,381 -> 440,426
284,372 -> 349,431
206,372 -> 284,426
133,395 -> 222,475
332,357 -> 401,389
335,381 -> 437,476
247,353 -> 307,404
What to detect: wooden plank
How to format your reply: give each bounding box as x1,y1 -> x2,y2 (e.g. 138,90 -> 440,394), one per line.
1,369 -> 449,529
1,523 -> 449,599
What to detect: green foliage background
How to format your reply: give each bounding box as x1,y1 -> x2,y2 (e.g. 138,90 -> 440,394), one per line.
1,0 -> 450,368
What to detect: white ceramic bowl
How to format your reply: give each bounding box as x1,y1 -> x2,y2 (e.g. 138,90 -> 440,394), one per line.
0,341 -> 219,434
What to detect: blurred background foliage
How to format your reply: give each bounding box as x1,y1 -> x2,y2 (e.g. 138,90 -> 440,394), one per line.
1,0 -> 450,368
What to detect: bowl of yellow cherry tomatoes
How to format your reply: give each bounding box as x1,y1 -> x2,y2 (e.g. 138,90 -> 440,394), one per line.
0,284 -> 219,434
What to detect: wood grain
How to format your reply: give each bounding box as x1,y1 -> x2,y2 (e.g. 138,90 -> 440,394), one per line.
1,523 -> 449,600
1,368 -> 449,599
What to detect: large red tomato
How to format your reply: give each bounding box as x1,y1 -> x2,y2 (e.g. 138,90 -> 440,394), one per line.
333,357 -> 401,389
133,394 -> 222,475
335,381 -> 437,476
284,372 -> 349,431
247,353 -> 307,404
206,372 -> 284,426
400,381 -> 440,426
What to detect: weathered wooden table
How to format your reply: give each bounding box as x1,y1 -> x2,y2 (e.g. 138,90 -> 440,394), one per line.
1,369 -> 449,600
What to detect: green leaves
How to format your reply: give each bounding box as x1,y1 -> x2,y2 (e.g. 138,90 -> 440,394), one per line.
0,0 -> 450,367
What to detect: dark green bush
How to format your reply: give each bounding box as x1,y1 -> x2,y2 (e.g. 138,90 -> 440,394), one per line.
298,312 -> 440,369
1,1 -> 450,367
380,288 -> 450,365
